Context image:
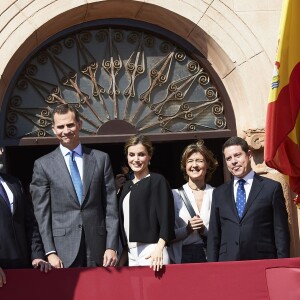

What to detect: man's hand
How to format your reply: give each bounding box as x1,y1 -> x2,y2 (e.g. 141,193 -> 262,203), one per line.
47,253 -> 63,268
115,174 -> 127,191
0,267 -> 6,287
32,259 -> 52,273
103,249 -> 118,267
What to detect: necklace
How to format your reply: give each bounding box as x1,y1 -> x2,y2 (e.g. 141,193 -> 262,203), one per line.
133,173 -> 150,184
188,183 -> 206,191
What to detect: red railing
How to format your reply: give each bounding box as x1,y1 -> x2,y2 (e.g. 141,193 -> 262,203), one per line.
1,258 -> 300,299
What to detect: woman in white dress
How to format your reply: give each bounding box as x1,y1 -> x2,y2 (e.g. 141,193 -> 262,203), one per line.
169,140 -> 218,264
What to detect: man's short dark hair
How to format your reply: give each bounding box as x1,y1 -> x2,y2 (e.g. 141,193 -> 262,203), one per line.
222,136 -> 249,154
52,103 -> 80,124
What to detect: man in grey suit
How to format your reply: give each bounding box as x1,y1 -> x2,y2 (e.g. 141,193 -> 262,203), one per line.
30,104 -> 119,268
207,136 -> 290,262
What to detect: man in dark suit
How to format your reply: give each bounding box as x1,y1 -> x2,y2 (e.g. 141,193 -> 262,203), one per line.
207,136 -> 290,262
0,171 -> 50,288
30,104 -> 119,268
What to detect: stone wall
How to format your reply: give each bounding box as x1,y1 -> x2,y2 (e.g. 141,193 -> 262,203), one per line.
0,0 -> 282,134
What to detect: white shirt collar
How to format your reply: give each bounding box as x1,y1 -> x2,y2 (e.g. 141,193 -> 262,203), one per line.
234,170 -> 255,186
60,144 -> 82,157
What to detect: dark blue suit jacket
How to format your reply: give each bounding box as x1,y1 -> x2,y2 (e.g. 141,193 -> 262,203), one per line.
207,173 -> 290,262
0,173 -> 44,269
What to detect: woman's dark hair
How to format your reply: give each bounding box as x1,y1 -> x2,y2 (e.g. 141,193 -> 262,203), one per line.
124,134 -> 153,157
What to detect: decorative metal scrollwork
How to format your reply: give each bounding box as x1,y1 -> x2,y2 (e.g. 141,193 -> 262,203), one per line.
5,27 -> 227,138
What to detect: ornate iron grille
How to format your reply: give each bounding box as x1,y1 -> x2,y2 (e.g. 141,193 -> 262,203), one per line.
5,27 -> 227,139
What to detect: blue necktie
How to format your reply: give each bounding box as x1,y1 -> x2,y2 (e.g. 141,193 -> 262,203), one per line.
0,182 -> 11,212
236,179 -> 246,219
69,151 -> 83,204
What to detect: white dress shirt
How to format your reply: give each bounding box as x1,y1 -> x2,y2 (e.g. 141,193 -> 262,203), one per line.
233,170 -> 254,203
0,176 -> 14,212
60,144 -> 83,180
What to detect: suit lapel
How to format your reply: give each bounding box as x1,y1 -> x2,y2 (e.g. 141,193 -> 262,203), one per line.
228,180 -> 241,221
0,194 -> 12,213
82,147 -> 96,204
0,174 -> 19,215
54,147 -> 80,204
241,173 -> 263,219
7,181 -> 19,215
223,180 -> 240,221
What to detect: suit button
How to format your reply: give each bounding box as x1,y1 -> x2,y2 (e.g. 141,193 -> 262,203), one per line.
235,241 -> 239,245
78,224 -> 82,229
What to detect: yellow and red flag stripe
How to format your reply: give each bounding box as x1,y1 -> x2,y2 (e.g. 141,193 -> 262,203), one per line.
265,0 -> 300,196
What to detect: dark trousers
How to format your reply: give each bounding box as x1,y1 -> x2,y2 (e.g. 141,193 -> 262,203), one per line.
181,244 -> 207,263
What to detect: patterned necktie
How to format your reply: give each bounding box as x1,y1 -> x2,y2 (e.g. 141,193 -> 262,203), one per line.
69,151 -> 83,204
236,179 -> 246,219
0,181 -> 11,212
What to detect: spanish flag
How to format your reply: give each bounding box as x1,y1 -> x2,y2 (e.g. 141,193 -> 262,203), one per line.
265,0 -> 300,196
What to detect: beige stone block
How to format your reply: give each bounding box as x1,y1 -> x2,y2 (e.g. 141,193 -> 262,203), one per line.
200,0 -> 214,4
28,0 -> 87,30
0,3 -> 19,32
223,52 -> 272,132
15,0 -> 57,18
188,25 -> 235,79
198,14 -> 246,64
221,0 -> 234,10
144,0 -> 207,23
0,1 -> 15,14
234,0 -> 269,11
267,0 -> 283,10
85,0 -> 204,32
234,0 -> 282,11
0,20 -> 36,76
135,2 -> 196,39
85,0 -> 143,20
0,4 -> 22,45
207,1 -> 262,61
15,0 -> 46,9
32,3 -> 87,44
0,1 -> 89,76
87,0 -> 142,1
222,70 -> 247,134
238,10 -> 281,62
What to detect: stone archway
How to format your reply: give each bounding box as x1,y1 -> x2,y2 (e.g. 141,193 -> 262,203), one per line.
2,24 -> 233,145
0,0 -> 270,136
